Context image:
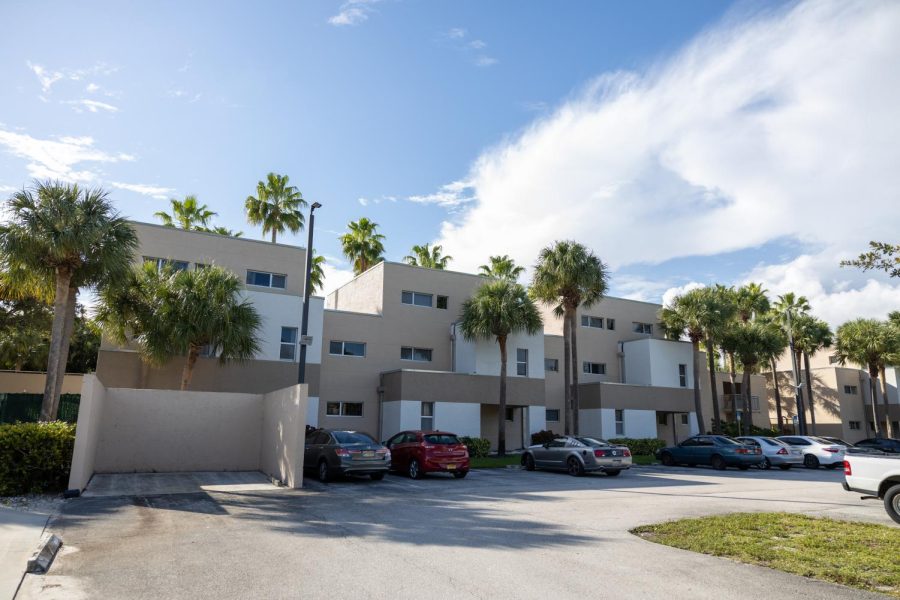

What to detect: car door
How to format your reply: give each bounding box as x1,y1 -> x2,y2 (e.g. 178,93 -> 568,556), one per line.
535,439 -> 567,467
674,437 -> 697,462
305,430 -> 327,468
385,432 -> 406,469
694,436 -> 716,464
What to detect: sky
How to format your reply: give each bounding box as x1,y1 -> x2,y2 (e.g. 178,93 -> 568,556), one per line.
0,0 -> 897,327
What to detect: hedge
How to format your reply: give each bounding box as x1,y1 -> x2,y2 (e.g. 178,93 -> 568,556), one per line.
459,436 -> 491,458
0,421 -> 76,496
608,438 -> 667,456
531,430 -> 558,445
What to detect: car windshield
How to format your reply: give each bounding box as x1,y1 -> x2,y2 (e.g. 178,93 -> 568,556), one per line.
333,431 -> 375,445
576,437 -> 610,447
715,437 -> 741,445
424,434 -> 460,445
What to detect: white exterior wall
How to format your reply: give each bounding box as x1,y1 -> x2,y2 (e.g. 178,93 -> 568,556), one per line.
623,338 -> 693,388
688,412 -> 700,435
473,331 -> 545,378
381,400 -> 423,440
527,405 -> 546,435
306,396 -> 320,427
435,402 -> 481,437
452,324 -> 477,374
244,292 -> 324,364
623,409 -> 658,439
583,408 -> 660,440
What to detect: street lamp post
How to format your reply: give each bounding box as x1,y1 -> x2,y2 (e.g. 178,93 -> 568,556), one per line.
785,308 -> 806,435
298,202 -> 322,385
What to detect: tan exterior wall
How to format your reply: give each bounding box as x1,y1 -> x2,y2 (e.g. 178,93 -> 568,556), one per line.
325,262 -> 385,314
480,405 -> 527,451
260,384 -> 308,488
68,375 -> 106,491
0,371 -> 84,395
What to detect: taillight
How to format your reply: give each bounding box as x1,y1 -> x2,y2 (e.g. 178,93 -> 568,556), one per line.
736,448 -> 749,454
335,448 -> 350,457
623,449 -> 631,457
776,448 -> 788,455
594,449 -> 608,457
843,460 -> 851,475
824,447 -> 840,453
754,448 -> 761,454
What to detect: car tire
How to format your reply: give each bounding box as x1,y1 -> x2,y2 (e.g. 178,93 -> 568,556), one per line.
711,455 -> 727,470
804,454 -> 820,469
661,452 -> 675,467
605,469 -> 621,477
738,465 -> 750,471
318,459 -> 330,483
370,472 -> 385,481
883,483 -> 900,525
567,457 -> 585,477
779,464 -> 792,470
762,458 -> 772,470
453,471 -> 468,479
687,463 -> 696,468
523,454 -> 536,471
408,459 -> 422,480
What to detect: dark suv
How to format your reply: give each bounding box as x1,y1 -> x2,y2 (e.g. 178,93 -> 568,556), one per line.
854,438 -> 900,454
304,429 -> 391,482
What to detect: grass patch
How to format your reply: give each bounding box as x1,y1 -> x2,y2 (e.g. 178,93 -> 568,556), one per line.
632,513 -> 900,598
632,455 -> 657,466
470,455 -> 522,469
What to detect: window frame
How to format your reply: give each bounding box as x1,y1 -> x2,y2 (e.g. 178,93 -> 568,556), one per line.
606,318 -> 616,331
546,409 -> 560,422
516,348 -> 528,376
544,358 -> 559,372
400,346 -> 433,362
583,361 -> 606,375
421,401 -> 434,431
580,315 -> 604,329
843,385 -> 858,394
329,340 -> 367,357
325,401 -> 364,417
614,409 -> 625,436
401,290 -> 434,308
246,269 -> 287,289
280,326 -> 298,361
678,364 -> 687,387
144,256 -> 189,272
436,295 -> 449,310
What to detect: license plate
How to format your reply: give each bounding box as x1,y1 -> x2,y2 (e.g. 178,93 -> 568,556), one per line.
447,464 -> 456,470
362,451 -> 374,458
612,459 -> 622,463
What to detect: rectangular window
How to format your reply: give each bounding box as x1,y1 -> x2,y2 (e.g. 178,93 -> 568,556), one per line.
849,421 -> 861,430
606,318 -> 616,330
678,364 -> 687,387
280,327 -> 298,360
546,409 -> 560,422
843,385 -> 858,394
436,295 -> 448,310
633,322 -> 653,335
544,358 -> 559,372
194,262 -> 209,270
400,346 -> 433,362
580,315 -> 604,329
615,409 -> 625,436
144,256 -> 189,272
583,362 -> 606,375
401,291 -> 433,307
329,340 -> 366,357
421,402 -> 434,430
326,402 -> 363,417
658,413 -> 667,425
246,270 -> 286,289
893,421 -> 900,434
681,414 -> 689,425
829,355 -> 840,364
516,348 -> 528,376
505,407 -> 515,422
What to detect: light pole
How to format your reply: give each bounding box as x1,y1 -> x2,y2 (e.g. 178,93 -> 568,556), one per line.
298,201 -> 322,385
785,308 -> 806,435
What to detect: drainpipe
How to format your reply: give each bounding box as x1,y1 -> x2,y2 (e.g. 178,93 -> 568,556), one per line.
617,342 -> 626,384
377,374 -> 385,442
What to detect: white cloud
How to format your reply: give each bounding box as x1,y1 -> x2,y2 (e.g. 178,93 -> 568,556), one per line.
64,99 -> 119,113
27,62 -> 63,92
469,40 -> 486,50
447,28 -> 467,39
474,56 -> 498,67
109,182 -> 175,200
661,282 -> 707,308
432,0 -> 900,319
328,0 -> 380,26
408,180 -> 475,210
0,128 -> 134,182
358,194 -> 396,207
85,83 -> 100,93
26,61 -> 118,96
320,261 -> 356,296
0,184 -> 18,194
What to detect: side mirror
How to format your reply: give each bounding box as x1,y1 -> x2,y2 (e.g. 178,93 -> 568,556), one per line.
543,443 -> 551,449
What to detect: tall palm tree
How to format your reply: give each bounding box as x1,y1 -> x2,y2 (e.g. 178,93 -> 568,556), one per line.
309,254 -> 326,295
459,280 -> 542,456
793,315 -> 833,435
697,286 -> 737,433
530,241 -> 607,435
730,320 -> 785,435
834,319 -> 896,438
734,282 -> 770,323
479,255 -> 525,280
403,243 -> 452,269
245,173 -> 306,243
97,263 -> 261,390
155,195 -> 217,230
758,312 -> 790,433
772,292 -> 812,431
0,181 -> 137,420
340,218 -> 386,275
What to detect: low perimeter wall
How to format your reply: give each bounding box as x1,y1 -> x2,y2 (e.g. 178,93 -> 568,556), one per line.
68,375 -> 307,491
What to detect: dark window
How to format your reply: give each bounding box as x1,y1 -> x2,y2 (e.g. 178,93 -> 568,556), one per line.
506,407 -> 515,422
678,364 -> 687,387
606,318 -> 616,330
326,402 -> 363,417
145,256 -> 189,272
401,347 -> 432,362
436,295 -> 448,309
843,385 -> 858,394
546,409 -> 560,422
424,434 -> 460,445
421,402 -> 434,430
581,315 -> 604,329
544,358 -> 559,372
402,291 -> 433,307
658,413 -> 667,425
848,421 -> 861,430
583,362 -> 606,375
280,327 -> 298,360
633,322 -> 653,335
246,270 -> 286,289
329,341 -> 366,357
680,414 -> 689,425
516,348 -> 528,376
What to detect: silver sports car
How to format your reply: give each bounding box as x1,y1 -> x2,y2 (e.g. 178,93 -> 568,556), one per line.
521,436 -> 632,476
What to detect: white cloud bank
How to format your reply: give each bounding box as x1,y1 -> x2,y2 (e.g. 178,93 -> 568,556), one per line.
0,128 -> 134,182
432,0 -> 900,325
109,182 -> 174,200
328,0 -> 380,26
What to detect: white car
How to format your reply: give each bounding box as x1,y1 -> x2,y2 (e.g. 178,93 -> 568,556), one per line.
843,453 -> 900,524
736,436 -> 803,470
776,435 -> 845,469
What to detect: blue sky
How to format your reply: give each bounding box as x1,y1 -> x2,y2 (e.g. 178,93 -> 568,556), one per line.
1,1 -> 898,325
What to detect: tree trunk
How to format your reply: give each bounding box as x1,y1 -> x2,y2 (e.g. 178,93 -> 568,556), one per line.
706,338 -> 721,433
691,339 -> 705,435
569,309 -> 580,436
41,269 -> 73,421
741,366 -> 752,435
271,229 -> 277,244
181,345 -> 200,391
15,359 -> 23,372
771,358 -> 784,433
52,286 -> 78,408
497,335 -> 508,457
795,350 -> 807,434
869,368 -> 881,438
728,352 -> 737,424
803,352 -> 817,435
880,366 -> 894,439
562,312 -> 572,436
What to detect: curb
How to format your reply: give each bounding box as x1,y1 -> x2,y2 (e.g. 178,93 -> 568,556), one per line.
26,533 -> 63,574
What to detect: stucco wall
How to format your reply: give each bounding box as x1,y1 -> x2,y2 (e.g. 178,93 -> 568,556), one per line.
68,375 -> 106,491
0,371 -> 84,394
434,401 -> 480,437
260,384 -> 307,488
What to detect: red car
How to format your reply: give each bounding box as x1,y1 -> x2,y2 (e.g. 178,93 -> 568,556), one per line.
384,431 -> 470,479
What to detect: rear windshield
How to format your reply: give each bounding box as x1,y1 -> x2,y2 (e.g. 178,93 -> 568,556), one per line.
714,436 -> 741,445
333,431 -> 375,445
424,434 -> 460,445
576,437 -> 610,447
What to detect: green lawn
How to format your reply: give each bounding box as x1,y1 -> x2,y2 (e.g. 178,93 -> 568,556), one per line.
632,513 -> 900,598
470,455 -> 522,469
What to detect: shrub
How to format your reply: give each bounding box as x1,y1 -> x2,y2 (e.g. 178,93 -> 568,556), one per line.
459,436 -> 491,458
714,421 -> 779,438
0,421 -> 76,496
531,430 -> 559,445
608,437 -> 666,456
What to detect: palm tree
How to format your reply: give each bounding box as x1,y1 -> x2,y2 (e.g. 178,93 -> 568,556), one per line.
404,243 -> 452,269
0,299 -> 51,371
200,226 -> 243,237
97,263 -> 261,390
834,319 -> 896,438
530,241 -> 608,435
309,254 -> 326,295
730,320 -> 785,435
793,315 -> 833,435
772,292 -> 812,431
155,195 -> 217,230
758,313 -> 790,433
459,280 -> 542,456
734,282 -> 770,322
0,181 -> 137,420
479,255 -> 525,280
245,173 -> 305,243
340,218 -> 386,275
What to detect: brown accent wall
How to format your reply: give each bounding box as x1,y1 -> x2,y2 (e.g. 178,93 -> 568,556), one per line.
0,371 -> 84,395
579,382 -> 695,412
381,369 -> 545,406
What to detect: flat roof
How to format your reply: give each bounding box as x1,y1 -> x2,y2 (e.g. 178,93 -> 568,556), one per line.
130,220 -> 307,252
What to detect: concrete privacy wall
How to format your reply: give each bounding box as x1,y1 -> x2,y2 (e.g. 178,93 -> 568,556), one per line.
0,371 -> 84,394
68,375 -> 308,491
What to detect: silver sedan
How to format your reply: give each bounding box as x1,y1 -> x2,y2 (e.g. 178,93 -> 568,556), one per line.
522,436 -> 632,476
735,436 -> 804,470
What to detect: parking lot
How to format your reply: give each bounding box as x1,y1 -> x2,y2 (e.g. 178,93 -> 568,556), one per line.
20,465 -> 893,599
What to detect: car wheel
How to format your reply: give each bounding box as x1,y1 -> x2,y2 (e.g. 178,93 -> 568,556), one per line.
452,471 -> 468,479
661,452 -> 675,467
779,464 -> 792,470
804,454 -> 820,469
884,483 -> 900,525
318,459 -> 330,483
762,458 -> 772,470
738,465 -> 750,471
370,472 -> 385,481
711,455 -> 727,470
523,454 -> 536,471
567,457 -> 585,477
605,469 -> 621,477
408,459 -> 422,479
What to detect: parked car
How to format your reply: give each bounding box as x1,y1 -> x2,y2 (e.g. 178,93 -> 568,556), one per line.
656,435 -> 763,470
384,431 -> 470,479
843,453 -> 900,524
776,435 -> 844,469
854,437 -> 900,454
818,436 -> 854,448
521,436 -> 632,477
735,436 -> 803,470
305,429 -> 391,482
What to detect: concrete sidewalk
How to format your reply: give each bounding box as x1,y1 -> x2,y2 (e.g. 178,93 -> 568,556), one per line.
0,509 -> 49,600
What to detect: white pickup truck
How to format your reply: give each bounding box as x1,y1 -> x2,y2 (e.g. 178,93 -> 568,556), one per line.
843,453 -> 900,524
